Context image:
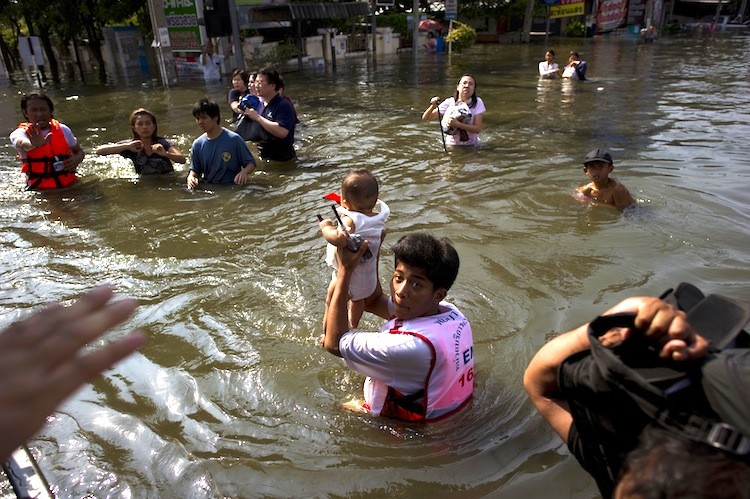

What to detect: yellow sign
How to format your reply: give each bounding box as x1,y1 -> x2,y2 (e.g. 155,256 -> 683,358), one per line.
550,2 -> 585,18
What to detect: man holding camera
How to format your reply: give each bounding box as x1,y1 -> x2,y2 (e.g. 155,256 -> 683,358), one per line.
524,295 -> 749,497
239,67 -> 296,162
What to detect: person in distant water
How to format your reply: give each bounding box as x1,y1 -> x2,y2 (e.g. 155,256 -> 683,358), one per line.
198,41 -> 226,83
322,232 -> 475,422
576,148 -> 635,211
187,98 -> 256,189
240,67 -> 297,162
9,92 -> 85,190
424,31 -> 437,52
435,30 -> 446,53
640,25 -> 656,43
96,108 -> 186,175
539,50 -> 561,79
562,51 -> 587,80
319,168 -> 390,328
0,284 -> 145,462
227,69 -> 250,120
422,74 -> 486,147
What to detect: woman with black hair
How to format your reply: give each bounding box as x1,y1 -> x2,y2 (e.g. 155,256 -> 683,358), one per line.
421,74 -> 486,146
96,108 -> 185,175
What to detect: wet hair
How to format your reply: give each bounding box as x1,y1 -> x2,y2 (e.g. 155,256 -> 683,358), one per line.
129,108 -> 158,141
192,98 -> 220,122
232,69 -> 249,86
616,427 -> 750,499
392,233 -> 459,292
257,67 -> 282,91
21,92 -> 54,113
453,73 -> 478,109
341,168 -> 379,212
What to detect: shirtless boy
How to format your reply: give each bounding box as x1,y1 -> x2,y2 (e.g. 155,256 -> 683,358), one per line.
576,149 -> 636,211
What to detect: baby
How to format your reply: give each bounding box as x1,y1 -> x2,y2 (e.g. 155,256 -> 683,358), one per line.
319,169 -> 390,328
442,101 -> 472,142
576,148 -> 636,211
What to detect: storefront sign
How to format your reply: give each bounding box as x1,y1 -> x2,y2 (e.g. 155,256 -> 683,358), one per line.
164,0 -> 201,52
550,0 -> 584,19
597,0 -> 628,32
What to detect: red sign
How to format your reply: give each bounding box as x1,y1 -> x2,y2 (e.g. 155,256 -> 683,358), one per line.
597,0 -> 628,32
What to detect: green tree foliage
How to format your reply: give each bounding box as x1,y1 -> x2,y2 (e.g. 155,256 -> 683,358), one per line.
376,13 -> 409,35
563,20 -> 585,37
0,0 -> 148,82
444,20 -> 476,51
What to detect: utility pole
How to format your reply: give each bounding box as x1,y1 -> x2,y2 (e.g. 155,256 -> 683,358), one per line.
227,0 -> 243,70
412,0 -> 419,60
371,0 -> 377,67
522,0 -> 535,43
146,0 -> 176,86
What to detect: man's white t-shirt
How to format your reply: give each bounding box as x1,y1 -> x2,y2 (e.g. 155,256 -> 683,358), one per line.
339,330 -> 432,395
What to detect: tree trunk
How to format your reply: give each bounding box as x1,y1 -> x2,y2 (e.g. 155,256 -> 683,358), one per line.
83,16 -> 107,82
37,27 -> 60,83
0,32 -> 15,74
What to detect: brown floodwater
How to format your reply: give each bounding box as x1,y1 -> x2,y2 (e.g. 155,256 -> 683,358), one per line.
1,31 -> 749,498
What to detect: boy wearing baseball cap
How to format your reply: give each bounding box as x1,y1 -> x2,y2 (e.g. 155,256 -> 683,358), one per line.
576,148 -> 636,211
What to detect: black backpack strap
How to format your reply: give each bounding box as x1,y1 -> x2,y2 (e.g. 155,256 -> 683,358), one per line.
589,314 -> 750,459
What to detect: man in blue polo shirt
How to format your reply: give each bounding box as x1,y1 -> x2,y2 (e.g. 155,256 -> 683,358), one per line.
240,67 -> 297,162
187,98 -> 256,189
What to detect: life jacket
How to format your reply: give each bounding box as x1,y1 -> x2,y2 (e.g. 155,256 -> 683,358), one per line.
559,283 -> 750,498
369,303 -> 475,422
19,120 -> 77,190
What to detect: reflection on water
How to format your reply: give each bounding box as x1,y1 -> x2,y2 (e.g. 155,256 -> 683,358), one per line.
1,33 -> 750,497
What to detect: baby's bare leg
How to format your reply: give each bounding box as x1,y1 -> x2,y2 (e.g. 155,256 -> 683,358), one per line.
349,298 -> 365,328
321,278 -> 337,345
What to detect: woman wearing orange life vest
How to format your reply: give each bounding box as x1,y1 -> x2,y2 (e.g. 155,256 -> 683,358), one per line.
9,93 -> 85,190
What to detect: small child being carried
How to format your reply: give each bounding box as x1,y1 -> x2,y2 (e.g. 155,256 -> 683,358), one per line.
319,169 -> 390,328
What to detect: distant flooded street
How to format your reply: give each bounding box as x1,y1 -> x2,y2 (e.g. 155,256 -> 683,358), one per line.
1,31 -> 749,497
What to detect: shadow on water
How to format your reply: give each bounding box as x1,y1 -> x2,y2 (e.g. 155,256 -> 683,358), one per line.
1,32 -> 750,497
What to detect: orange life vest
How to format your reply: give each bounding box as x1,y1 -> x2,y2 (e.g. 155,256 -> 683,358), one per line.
19,119 -> 78,190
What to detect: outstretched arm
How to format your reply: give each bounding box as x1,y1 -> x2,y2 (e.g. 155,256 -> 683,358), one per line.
422,97 -> 441,121
0,285 -> 146,461
324,242 -> 370,356
96,140 -> 142,156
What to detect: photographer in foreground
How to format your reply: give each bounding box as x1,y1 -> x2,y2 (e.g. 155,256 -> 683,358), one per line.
524,294 -> 749,498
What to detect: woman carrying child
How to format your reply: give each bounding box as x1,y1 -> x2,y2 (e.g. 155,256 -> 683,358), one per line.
96,108 -> 186,175
421,74 -> 486,147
